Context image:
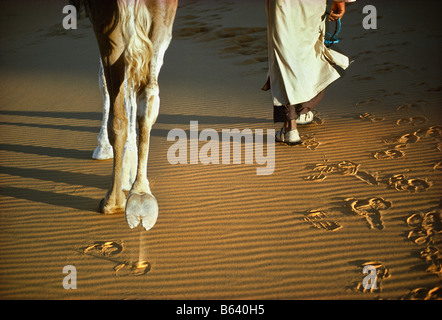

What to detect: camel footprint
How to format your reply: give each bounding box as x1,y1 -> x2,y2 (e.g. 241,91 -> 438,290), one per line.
355,261 -> 391,293
386,174 -> 432,193
305,160 -> 365,181
303,209 -> 342,231
305,159 -> 432,193
79,240 -> 152,277
384,132 -> 420,145
406,210 -> 441,276
402,286 -> 441,300
81,240 -> 123,257
359,112 -> 385,122
305,159 -> 382,185
383,126 -> 441,152
372,118 -> 439,160
396,116 -> 428,126
114,260 -> 151,277
344,197 -> 392,230
374,148 -> 405,160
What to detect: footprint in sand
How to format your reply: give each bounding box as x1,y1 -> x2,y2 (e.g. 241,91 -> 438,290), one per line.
355,98 -> 381,106
396,116 -> 428,126
385,127 -> 441,146
304,161 -> 337,181
304,160 -> 360,181
344,197 -> 391,230
406,210 -> 441,276
402,286 -> 442,300
303,209 -> 342,232
354,170 -> 380,186
300,134 -> 321,151
81,240 -> 123,257
355,261 -> 391,293
417,126 -> 442,140
373,62 -> 410,74
176,20 -> 268,66
381,91 -> 406,98
359,112 -> 385,122
397,132 -> 420,144
80,240 -> 152,277
396,103 -> 424,113
304,171 -> 327,181
383,133 -> 418,145
433,161 -> 442,171
373,149 -> 405,160
359,112 -> 372,120
336,160 -> 361,176
317,160 -> 377,182
305,159 -> 432,193
114,260 -> 151,277
386,174 -> 432,193
313,118 -> 324,125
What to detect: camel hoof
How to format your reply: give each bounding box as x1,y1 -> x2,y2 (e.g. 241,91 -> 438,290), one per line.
125,193 -> 158,231
92,145 -> 114,160
98,198 -> 126,215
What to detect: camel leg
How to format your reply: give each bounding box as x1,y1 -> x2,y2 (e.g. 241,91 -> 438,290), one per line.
124,85 -> 159,230
93,58 -> 138,191
99,62 -> 127,215
125,2 -> 176,230
121,75 -> 138,191
92,58 -> 114,160
88,0 -> 127,214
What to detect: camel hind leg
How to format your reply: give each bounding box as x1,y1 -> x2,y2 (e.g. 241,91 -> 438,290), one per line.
92,59 -> 113,160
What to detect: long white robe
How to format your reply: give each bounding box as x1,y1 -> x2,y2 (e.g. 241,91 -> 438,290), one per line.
266,0 -> 355,107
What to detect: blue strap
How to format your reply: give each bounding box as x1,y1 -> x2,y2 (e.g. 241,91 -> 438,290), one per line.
325,18 -> 341,47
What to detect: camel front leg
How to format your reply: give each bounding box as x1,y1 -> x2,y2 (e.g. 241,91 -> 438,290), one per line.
121,75 -> 138,191
123,0 -> 177,230
125,85 -> 159,230
94,59 -> 138,190
99,86 -> 128,215
92,31 -> 127,214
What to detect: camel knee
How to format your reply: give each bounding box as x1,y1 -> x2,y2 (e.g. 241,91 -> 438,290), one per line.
108,114 -> 128,146
137,86 -> 160,126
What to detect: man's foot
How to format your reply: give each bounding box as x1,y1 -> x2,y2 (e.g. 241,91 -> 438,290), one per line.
276,127 -> 302,145
275,127 -> 286,142
285,129 -> 302,145
296,111 -> 314,125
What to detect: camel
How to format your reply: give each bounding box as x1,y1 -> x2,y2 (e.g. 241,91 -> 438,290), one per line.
93,58 -> 139,194
83,0 -> 178,230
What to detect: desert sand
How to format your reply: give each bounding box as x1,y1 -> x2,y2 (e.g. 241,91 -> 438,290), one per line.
0,0 -> 441,300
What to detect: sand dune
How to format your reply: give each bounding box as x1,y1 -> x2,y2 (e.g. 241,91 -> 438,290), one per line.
0,0 -> 441,300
